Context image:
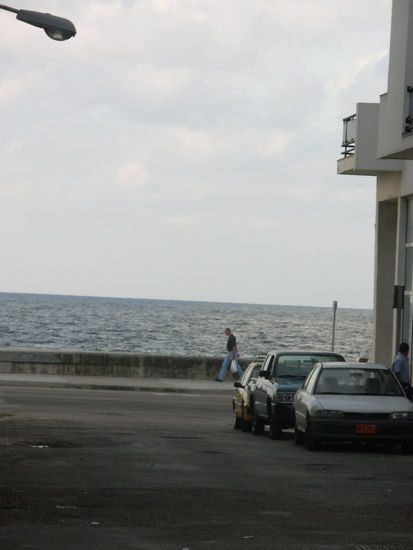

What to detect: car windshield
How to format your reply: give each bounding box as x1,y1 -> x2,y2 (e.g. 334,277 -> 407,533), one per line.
274,354 -> 344,379
315,368 -> 404,396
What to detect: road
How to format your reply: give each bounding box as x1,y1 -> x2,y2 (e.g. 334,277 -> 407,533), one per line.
0,386 -> 412,550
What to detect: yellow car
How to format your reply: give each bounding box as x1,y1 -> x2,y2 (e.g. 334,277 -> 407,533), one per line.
233,359 -> 263,432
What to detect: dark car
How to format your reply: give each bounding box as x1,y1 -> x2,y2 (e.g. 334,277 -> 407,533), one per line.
250,350 -> 345,438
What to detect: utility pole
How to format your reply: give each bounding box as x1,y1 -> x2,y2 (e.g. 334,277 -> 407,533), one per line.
332,301 -> 338,351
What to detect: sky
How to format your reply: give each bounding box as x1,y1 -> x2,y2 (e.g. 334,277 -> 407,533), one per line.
0,0 -> 392,308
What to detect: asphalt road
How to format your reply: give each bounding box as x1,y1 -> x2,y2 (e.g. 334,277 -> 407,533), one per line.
0,386 -> 412,550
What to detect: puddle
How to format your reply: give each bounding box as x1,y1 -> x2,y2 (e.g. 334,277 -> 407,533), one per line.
14,440 -> 81,448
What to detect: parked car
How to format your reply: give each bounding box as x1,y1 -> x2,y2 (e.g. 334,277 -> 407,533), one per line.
293,361 -> 413,452
250,350 -> 345,438
233,356 -> 265,432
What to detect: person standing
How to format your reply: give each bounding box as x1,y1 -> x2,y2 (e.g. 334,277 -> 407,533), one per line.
216,328 -> 243,382
392,342 -> 412,400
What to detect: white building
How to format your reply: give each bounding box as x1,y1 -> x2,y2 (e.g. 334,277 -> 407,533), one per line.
337,0 -> 413,369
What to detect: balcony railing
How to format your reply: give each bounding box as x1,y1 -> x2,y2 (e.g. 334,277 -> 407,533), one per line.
341,113 -> 356,157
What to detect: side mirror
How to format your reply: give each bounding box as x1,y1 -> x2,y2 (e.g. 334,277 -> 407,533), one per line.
234,381 -> 244,389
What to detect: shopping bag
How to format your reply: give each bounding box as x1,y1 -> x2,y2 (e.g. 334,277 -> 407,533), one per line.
230,360 -> 237,374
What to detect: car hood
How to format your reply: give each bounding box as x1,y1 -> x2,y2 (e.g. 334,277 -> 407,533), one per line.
315,394 -> 413,413
274,378 -> 304,391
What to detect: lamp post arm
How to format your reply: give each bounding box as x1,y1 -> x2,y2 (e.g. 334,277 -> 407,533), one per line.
0,3 -> 76,40
0,4 -> 19,13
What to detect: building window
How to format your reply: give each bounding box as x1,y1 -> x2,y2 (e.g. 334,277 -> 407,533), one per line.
405,86 -> 413,134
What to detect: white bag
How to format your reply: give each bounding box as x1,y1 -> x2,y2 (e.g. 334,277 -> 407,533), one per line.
230,360 -> 238,374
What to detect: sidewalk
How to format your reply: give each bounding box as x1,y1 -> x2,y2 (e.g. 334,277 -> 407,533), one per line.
0,373 -> 235,394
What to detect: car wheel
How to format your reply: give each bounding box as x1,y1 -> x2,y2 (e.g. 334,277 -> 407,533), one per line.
305,421 -> 320,451
252,413 -> 265,436
241,406 -> 252,432
233,409 -> 242,430
294,426 -> 305,445
269,414 -> 282,440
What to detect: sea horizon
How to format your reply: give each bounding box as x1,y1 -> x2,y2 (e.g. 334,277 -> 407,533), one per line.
0,291 -> 373,312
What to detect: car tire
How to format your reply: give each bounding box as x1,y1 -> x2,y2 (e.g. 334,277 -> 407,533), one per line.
241,406 -> 252,432
305,421 -> 320,451
252,413 -> 265,436
269,414 -> 282,440
294,426 -> 305,445
233,409 -> 242,430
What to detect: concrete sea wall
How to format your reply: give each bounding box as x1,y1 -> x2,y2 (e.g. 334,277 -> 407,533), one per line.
0,349 -> 251,380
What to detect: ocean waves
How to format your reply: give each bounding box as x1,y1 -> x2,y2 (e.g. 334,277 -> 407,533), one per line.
0,293 -> 372,362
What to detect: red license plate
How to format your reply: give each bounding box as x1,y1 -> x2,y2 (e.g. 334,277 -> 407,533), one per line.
356,423 -> 376,435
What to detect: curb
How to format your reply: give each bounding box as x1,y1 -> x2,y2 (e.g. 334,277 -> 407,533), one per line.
0,379 -> 234,394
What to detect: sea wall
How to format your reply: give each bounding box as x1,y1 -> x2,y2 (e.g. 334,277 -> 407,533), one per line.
0,349 -> 251,380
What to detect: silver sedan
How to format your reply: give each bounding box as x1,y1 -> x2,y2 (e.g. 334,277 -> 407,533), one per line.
293,362 -> 413,452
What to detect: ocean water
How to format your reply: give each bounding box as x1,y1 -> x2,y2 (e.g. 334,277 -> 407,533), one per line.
0,293 -> 372,362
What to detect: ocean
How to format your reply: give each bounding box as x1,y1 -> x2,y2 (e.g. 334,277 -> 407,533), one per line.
0,293 -> 372,362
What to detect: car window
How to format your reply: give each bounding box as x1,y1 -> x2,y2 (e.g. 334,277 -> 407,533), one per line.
240,364 -> 254,385
314,367 -> 404,396
251,364 -> 261,379
274,354 -> 343,379
262,355 -> 274,373
302,366 -> 318,391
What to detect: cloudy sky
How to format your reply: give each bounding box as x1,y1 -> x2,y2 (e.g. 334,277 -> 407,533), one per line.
0,0 -> 392,308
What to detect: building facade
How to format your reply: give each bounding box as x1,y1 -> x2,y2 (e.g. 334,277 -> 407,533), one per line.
338,0 -> 413,371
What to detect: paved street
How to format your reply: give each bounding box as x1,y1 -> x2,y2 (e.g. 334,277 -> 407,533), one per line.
0,385 -> 412,549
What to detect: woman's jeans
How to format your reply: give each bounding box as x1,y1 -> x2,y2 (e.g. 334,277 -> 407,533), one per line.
217,352 -> 243,381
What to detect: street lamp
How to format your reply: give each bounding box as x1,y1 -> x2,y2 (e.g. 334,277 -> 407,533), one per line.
0,3 -> 76,40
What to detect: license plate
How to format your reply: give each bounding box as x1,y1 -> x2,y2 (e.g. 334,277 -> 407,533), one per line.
356,423 -> 376,434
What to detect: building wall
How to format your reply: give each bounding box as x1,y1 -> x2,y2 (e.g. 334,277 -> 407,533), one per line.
373,173 -> 401,366
0,349 -> 250,379
377,1 -> 413,159
338,2 -> 413,371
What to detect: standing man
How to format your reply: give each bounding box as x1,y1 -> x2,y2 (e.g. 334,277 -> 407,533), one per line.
216,328 -> 243,382
392,342 -> 412,400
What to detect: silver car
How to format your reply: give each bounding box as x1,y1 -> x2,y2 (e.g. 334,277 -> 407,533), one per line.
293,362 -> 413,452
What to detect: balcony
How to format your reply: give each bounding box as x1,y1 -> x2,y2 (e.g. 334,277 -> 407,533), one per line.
341,114 -> 356,158
337,103 -> 403,176
377,89 -> 413,160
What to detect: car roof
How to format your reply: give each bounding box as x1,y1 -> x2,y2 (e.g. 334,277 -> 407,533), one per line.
319,362 -> 387,370
266,350 -> 345,357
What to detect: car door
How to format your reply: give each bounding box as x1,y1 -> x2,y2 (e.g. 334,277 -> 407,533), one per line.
234,364 -> 253,411
254,354 -> 275,416
295,365 -> 319,431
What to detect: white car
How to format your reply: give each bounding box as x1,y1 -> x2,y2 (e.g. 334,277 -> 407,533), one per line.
293,362 -> 413,452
